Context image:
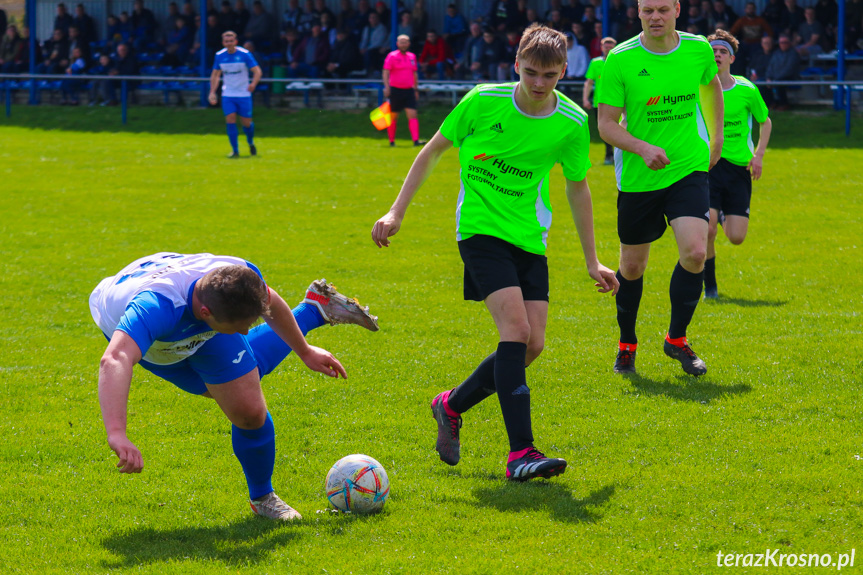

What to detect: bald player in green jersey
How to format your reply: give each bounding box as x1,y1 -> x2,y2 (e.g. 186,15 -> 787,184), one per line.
372,24 -> 618,482
703,29 -> 772,299
598,0 -> 724,377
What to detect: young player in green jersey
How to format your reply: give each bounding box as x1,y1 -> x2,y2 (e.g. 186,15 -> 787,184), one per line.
704,30 -> 772,299
372,24 -> 618,482
583,36 -> 618,165
597,0 -> 724,376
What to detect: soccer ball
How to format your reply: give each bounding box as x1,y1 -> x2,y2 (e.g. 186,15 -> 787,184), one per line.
325,454 -> 390,514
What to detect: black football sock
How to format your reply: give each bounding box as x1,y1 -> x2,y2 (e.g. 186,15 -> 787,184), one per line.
669,261 -> 704,340
704,256 -> 717,290
494,341 -> 533,453
616,270 -> 643,345
446,352 -> 496,414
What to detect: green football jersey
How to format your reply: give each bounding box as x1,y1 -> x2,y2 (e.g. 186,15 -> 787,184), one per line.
721,76 -> 769,167
439,83 -> 591,256
600,32 -> 718,192
585,57 -> 606,108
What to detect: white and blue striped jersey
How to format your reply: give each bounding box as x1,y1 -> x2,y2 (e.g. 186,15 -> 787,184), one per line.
89,252 -> 264,365
213,47 -> 259,98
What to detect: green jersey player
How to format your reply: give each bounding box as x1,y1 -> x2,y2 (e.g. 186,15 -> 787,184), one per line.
703,29 -> 772,299
597,0 -> 724,377
582,36 -> 618,165
372,24 -> 618,482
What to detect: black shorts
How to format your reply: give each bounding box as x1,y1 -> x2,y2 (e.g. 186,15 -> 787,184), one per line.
389,87 -> 417,112
617,171 -> 710,245
457,234 -> 549,302
708,158 -> 752,218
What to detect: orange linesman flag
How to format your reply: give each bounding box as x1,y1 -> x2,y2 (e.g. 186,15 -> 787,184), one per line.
370,101 -> 392,130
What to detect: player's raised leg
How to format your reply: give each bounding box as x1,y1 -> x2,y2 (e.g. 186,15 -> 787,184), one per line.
705,207 -> 721,299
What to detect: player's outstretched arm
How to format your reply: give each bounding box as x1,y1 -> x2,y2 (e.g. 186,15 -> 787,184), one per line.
565,178 -> 619,295
263,287 -> 347,379
207,69 -> 221,105
99,331 -> 144,473
749,116 -> 772,180
598,103 -> 670,171
371,129 -> 452,247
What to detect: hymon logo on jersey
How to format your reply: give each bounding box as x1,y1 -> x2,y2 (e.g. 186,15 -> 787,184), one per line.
490,122 -> 504,133
646,93 -> 697,106
471,154 -> 533,178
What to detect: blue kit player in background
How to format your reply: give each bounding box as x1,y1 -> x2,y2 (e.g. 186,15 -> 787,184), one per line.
208,31 -> 262,158
90,252 -> 379,521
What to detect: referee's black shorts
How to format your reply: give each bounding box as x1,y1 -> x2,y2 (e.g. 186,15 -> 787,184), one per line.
457,234 -> 549,302
617,171 -> 709,245
389,87 -> 417,112
708,158 -> 752,218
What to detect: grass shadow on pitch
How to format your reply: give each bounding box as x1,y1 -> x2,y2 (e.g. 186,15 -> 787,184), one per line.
705,296 -> 789,308
471,482 -> 616,524
100,516 -> 301,568
622,373 -> 752,404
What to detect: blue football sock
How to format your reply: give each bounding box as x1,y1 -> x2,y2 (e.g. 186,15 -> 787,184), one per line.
243,122 -> 255,145
246,303 -> 326,377
232,412 -> 275,500
226,123 -> 239,153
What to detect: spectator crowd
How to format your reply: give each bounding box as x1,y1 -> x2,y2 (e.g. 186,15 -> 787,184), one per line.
0,0 -> 857,107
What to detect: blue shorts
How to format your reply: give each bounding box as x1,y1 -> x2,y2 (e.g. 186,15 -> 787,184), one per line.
140,332 -> 258,395
222,95 -> 253,118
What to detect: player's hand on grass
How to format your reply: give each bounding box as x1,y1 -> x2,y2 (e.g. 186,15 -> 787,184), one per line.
748,155 -> 763,180
588,263 -> 619,295
108,433 -> 143,473
207,93 -> 218,105
298,345 -> 347,379
372,211 -> 403,248
640,144 -> 670,171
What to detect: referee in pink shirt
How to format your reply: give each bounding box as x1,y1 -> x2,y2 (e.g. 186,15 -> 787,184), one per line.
382,34 -> 425,147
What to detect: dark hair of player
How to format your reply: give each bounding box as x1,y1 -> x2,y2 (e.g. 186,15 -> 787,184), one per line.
517,24 -> 568,68
199,265 -> 269,322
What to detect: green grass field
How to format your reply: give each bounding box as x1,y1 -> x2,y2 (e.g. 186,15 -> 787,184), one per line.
1,105 -> 862,574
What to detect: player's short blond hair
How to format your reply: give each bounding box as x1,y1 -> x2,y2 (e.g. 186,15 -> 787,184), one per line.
516,24 -> 567,68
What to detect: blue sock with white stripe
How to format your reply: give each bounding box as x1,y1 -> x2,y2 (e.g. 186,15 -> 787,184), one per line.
232,412 -> 275,500
226,123 -> 239,153
246,303 -> 326,377
243,122 -> 255,146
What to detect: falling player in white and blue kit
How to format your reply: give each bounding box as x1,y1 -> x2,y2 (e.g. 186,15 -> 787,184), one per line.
208,31 -> 262,158
90,252 -> 379,521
